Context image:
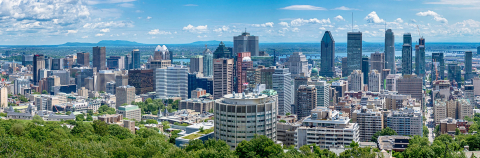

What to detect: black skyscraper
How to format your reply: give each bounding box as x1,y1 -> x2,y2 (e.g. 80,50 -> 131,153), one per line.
93,46 -> 106,71
320,31 -> 335,77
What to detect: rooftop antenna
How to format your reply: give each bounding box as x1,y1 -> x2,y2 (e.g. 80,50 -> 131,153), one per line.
245,28 -> 247,33
351,12 -> 353,32
385,21 -> 387,32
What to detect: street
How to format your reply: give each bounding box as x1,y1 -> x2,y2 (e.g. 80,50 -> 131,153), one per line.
426,107 -> 435,143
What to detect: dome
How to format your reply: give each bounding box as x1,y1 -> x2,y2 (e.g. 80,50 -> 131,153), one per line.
155,45 -> 168,53
242,56 -> 252,62
311,68 -> 319,74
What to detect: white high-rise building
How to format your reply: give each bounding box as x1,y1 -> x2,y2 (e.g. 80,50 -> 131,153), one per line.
368,70 -> 381,92
14,77 -> 30,95
309,80 -> 330,107
156,65 -> 189,99
285,52 -> 309,78
348,70 -> 363,92
273,68 -> 293,115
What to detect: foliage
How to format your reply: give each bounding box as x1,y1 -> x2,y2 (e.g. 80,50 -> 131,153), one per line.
286,112 -> 291,116
145,119 -> 158,124
371,127 -> 397,142
174,122 -> 190,126
86,115 -> 93,121
66,111 -> 71,115
0,113 -> 7,117
161,121 -> 170,132
424,125 -> 429,137
456,128 -> 461,135
42,90 -> 48,94
279,120 -> 287,123
75,114 -> 84,121
131,99 -> 166,114
18,95 -> 28,102
97,105 -> 115,115
32,115 -> 44,125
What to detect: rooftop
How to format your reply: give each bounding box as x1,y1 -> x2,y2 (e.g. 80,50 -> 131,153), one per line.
118,105 -> 139,111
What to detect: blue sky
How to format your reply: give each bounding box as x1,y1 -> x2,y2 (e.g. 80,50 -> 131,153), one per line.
1,0 -> 480,45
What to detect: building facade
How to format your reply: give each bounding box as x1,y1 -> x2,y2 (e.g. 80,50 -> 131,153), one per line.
402,33 -> 412,75
385,29 -> 395,74
347,32 -> 362,75
156,66 -> 189,99
320,31 -> 335,77
233,31 -> 259,56
213,58 -> 234,99
273,68 -> 293,115
93,46 -> 106,71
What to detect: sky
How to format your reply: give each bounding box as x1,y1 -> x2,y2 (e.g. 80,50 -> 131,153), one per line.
1,0 -> 480,45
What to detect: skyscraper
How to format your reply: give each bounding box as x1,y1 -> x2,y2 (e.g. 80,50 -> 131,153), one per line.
107,56 -> 125,70
124,54 -> 132,70
320,31 -> 335,77
415,38 -> 426,77
203,46 -> 213,77
77,52 -> 90,67
371,52 -> 385,73
273,68 -> 293,115
155,65 -> 189,99
368,70 -> 381,92
465,51 -> 473,80
190,55 -> 204,74
116,85 -> 136,108
401,33 -> 412,76
131,49 -> 141,69
362,57 -> 369,85
295,85 -> 317,119
347,32 -> 362,75
233,31 -> 259,56
33,54 -> 45,85
93,46 -> 106,71
236,52 -> 253,93
213,58 -> 234,99
432,53 -> 445,80
51,58 -> 64,70
128,69 -> 154,95
285,52 -> 308,78
96,70 -> 115,92
213,41 -> 232,59
385,29 -> 395,74
342,57 -> 348,77
308,80 -> 330,108
348,70 -> 363,92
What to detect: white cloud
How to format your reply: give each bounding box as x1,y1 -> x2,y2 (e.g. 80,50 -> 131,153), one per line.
197,35 -> 208,38
334,15 -> 345,21
333,6 -> 359,10
82,36 -> 89,38
455,19 -> 480,27
184,4 -> 198,6
83,21 -> 134,29
280,5 -> 326,10
252,22 -> 274,27
319,27 -> 326,30
416,10 -> 448,23
67,30 -> 78,34
147,16 -> 152,20
148,29 -> 171,35
395,18 -> 404,23
365,11 -> 385,24
279,22 -> 289,27
118,3 -> 134,7
95,33 -> 104,37
183,24 -> 208,33
290,18 -> 331,26
87,0 -> 136,5
292,28 -> 300,32
100,28 -> 110,33
411,19 -> 417,23
213,26 -> 229,33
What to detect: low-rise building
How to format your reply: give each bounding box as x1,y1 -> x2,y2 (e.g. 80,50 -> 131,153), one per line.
179,99 -> 214,113
117,105 -> 141,121
377,135 -> 410,152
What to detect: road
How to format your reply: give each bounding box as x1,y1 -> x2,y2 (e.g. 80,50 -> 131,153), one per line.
425,107 -> 435,143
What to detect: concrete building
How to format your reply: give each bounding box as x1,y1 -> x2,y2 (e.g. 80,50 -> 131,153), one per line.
308,80 -> 330,107
285,52 -> 308,78
396,74 -> 423,101
377,136 -> 410,152
93,46 -> 106,71
320,31 -> 335,77
213,41 -> 232,59
48,70 -> 70,85
107,56 -> 125,70
14,77 -> 30,95
371,52 -> 385,74
347,32 -> 362,75
434,100 -> 447,124
128,69 -> 154,95
385,29 -> 395,74
46,75 -> 60,94
384,93 -> 411,110
156,65 -> 189,99
236,52 -> 253,93
465,85 -> 475,104
117,105 -> 141,121
77,52 -> 89,67
214,91 -> 277,148
190,55 -> 203,74
295,85 -> 317,119
0,87 -> 7,108
368,70 -> 381,92
22,54 -> 34,66
106,81 -> 116,94
116,85 -> 136,108
179,99 -> 214,113
386,108 -> 422,136
51,58 -> 64,70
154,45 -> 171,60
295,107 -> 359,149
386,74 -> 400,91
233,31 -> 259,56
348,70 -> 363,92
116,74 -> 128,88
213,58 -> 234,99
402,33 -> 413,75
352,108 -> 384,142
457,99 -> 473,120
96,70 -> 115,92
277,123 -> 299,147
72,67 -> 94,89
273,68 -> 293,115
78,87 -> 88,97
448,64 -> 462,87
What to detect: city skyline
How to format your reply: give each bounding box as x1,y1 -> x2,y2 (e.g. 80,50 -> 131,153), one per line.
1,0 -> 480,45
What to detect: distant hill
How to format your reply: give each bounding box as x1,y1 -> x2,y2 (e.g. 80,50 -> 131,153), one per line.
61,40 -> 146,46
189,40 -> 233,45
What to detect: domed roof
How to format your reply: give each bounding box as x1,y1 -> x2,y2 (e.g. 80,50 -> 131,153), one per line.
311,68 -> 319,74
242,56 -> 251,62
203,48 -> 212,55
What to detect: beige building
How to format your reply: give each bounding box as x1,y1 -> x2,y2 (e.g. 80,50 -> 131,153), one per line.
116,85 -> 136,108
96,70 -> 116,92
190,55 -> 203,74
368,70 -> 381,92
351,108 -> 384,142
446,100 -> 457,119
117,105 -> 141,121
0,86 -> 7,108
124,120 -> 136,133
348,70 -> 363,92
384,93 -> 411,110
457,99 -> 473,120
277,123 -> 299,147
213,58 -> 234,99
179,99 -> 214,113
77,87 -> 88,98
396,74 -> 423,101
434,100 -> 447,124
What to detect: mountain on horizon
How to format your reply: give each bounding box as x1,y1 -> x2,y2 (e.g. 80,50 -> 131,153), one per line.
189,40 -> 233,45
61,40 -> 146,46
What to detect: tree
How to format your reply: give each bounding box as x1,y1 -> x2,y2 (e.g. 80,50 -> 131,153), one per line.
32,115 -> 44,125
108,124 -> 133,139
235,135 -> 283,158
185,139 -> 204,152
75,114 -> 84,121
10,123 -> 24,136
286,113 -> 291,116
66,111 -> 71,115
145,119 -> 158,124
455,128 -> 461,135
162,121 -> 170,132
97,105 -> 115,114
42,90 -> 48,94
371,127 -> 397,142
92,120 -> 109,136
423,125 -> 429,137
86,115 -> 93,121
279,120 -> 287,123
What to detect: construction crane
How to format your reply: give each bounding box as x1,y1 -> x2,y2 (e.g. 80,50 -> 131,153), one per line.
416,25 -> 422,38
